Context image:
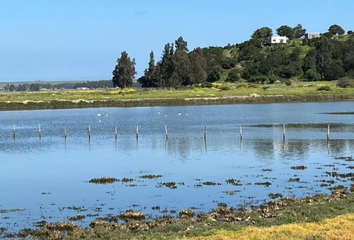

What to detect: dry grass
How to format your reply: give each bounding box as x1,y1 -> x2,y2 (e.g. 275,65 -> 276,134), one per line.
187,213 -> 354,240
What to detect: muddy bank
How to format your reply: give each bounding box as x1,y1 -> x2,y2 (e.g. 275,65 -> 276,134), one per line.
1,93 -> 354,110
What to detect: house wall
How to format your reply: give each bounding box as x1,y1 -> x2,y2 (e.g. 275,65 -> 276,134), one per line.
306,33 -> 320,39
266,36 -> 287,44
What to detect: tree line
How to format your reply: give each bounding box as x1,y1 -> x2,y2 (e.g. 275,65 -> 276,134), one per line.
112,23 -> 354,88
2,80 -> 113,92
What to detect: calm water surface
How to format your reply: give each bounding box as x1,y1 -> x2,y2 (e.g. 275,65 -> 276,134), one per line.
1,101 -> 354,232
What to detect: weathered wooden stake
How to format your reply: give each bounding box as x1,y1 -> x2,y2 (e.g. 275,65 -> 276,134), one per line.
39,124 -> 41,139
282,124 -> 286,142
13,125 -> 16,139
204,125 -> 207,139
64,126 -> 67,139
240,126 -> 243,140
88,125 -> 91,140
327,124 -> 330,141
164,125 -> 168,139
115,127 -> 118,140
136,125 -> 139,139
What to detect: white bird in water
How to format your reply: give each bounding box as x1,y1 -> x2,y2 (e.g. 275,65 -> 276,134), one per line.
178,112 -> 181,116
157,111 -> 160,114
165,114 -> 167,117
97,113 -> 103,117
186,113 -> 188,116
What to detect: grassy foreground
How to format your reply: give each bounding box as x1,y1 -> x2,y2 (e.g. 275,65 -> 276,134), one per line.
0,81 -> 354,110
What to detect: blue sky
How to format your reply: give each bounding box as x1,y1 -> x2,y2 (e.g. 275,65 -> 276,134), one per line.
0,0 -> 353,82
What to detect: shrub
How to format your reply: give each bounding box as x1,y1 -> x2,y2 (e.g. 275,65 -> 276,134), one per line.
236,83 -> 249,88
200,82 -> 213,88
248,83 -> 259,88
317,86 -> 331,91
206,67 -> 223,82
225,68 -> 241,82
337,78 -> 354,88
248,76 -> 268,84
218,85 -> 231,90
304,69 -> 321,81
284,80 -> 292,86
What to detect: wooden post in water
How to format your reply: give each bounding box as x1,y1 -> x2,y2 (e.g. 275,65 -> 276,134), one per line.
239,126 -> 243,140
88,125 -> 91,141
204,125 -> 207,139
327,124 -> 330,141
164,125 -> 168,139
13,125 -> 16,139
282,124 -> 286,142
64,126 -> 67,139
38,124 -> 41,139
114,127 -> 118,140
136,125 -> 139,140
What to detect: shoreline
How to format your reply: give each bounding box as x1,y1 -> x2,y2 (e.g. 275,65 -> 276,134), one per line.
1,189 -> 353,239
1,93 -> 354,111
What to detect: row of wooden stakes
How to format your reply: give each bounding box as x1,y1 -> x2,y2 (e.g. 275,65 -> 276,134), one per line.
10,124 -> 332,141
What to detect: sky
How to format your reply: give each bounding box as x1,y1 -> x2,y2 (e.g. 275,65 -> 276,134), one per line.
0,0 -> 353,82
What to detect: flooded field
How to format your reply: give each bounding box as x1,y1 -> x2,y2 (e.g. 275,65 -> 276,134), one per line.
1,101 -> 354,233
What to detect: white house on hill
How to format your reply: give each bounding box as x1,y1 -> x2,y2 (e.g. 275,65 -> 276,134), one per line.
266,36 -> 287,45
305,33 -> 320,39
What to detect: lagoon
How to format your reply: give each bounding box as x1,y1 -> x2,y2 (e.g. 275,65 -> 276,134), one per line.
1,101 -> 354,233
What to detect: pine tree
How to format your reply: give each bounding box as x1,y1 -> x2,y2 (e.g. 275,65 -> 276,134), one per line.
112,51 -> 136,88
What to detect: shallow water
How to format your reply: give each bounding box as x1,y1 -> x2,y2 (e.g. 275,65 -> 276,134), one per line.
1,101 -> 354,232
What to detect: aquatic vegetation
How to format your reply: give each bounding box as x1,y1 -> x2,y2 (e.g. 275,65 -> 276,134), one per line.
178,209 -> 195,218
119,209 -> 145,220
203,181 -> 221,186
68,215 -> 86,221
157,182 -> 177,189
262,168 -> 273,172
288,178 -> 300,182
223,190 -> 240,195
121,177 -> 134,183
225,178 -> 242,186
268,193 -> 283,199
88,177 -> 120,184
139,174 -> 163,179
335,156 -> 354,161
291,165 -> 307,170
255,181 -> 271,187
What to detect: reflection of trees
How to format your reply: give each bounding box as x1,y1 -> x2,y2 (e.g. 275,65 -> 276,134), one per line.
329,140 -> 348,155
167,137 -> 193,161
284,140 -> 310,159
251,139 -> 275,161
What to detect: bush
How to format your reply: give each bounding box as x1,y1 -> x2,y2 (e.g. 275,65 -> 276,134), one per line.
225,69 -> 241,82
200,82 -> 213,88
248,76 -> 268,84
206,67 -> 223,82
218,85 -> 231,90
284,80 -> 292,86
236,83 -> 249,88
248,83 -> 259,88
317,86 -> 331,91
304,69 -> 321,81
337,78 -> 354,88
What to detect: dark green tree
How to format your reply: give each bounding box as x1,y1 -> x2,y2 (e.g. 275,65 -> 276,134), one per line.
138,51 -> 158,88
112,51 -> 136,88
188,47 -> 207,84
304,69 -> 321,81
328,24 -> 345,35
251,27 -> 273,44
225,68 -> 241,82
158,43 -> 175,88
206,67 -> 222,82
173,36 -> 191,86
302,49 -> 317,73
276,25 -> 294,39
315,36 -> 333,80
293,24 -> 306,38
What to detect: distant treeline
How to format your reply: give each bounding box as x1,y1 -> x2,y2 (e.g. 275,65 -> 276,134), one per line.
110,23 -> 354,89
2,80 -> 113,92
